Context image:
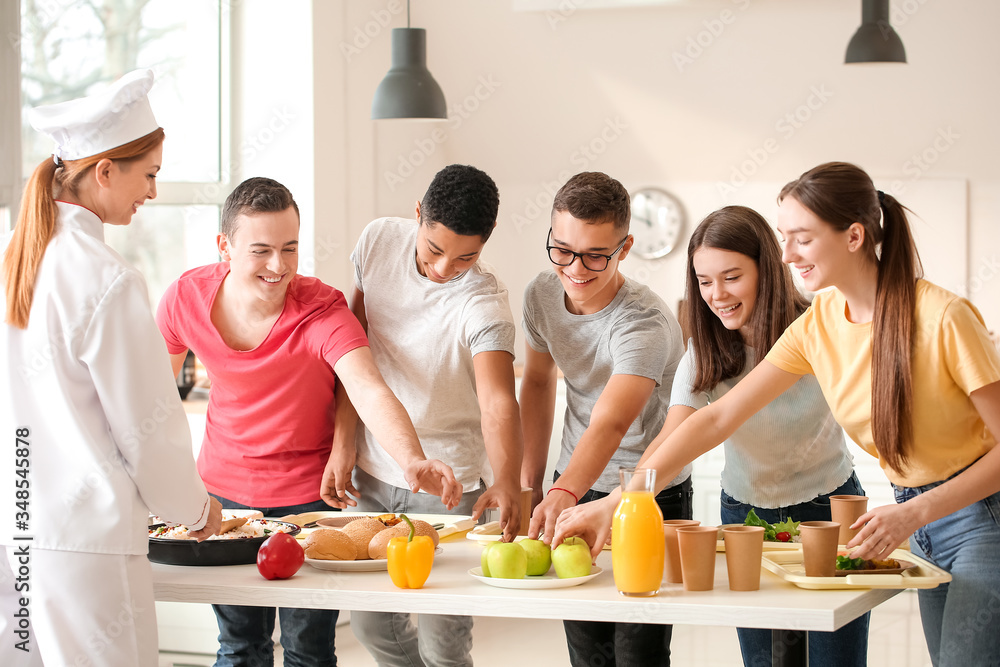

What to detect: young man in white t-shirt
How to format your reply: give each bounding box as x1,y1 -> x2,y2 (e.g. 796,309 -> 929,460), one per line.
332,164 -> 524,667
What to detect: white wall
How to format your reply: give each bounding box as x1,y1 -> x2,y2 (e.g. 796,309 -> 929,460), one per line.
310,0 -> 1000,360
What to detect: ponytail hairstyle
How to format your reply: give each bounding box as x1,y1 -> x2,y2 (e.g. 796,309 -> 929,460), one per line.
3,128 -> 165,329
778,162 -> 923,475
686,205 -> 810,393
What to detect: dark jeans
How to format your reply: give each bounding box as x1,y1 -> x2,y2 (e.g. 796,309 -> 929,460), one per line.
719,472 -> 870,667
211,495 -> 339,667
561,475 -> 694,667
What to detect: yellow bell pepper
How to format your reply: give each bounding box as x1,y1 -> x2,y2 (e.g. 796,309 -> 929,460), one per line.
387,514 -> 435,589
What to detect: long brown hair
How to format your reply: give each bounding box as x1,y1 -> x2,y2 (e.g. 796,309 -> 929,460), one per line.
686,205 -> 809,393
779,162 -> 923,475
3,128 -> 165,329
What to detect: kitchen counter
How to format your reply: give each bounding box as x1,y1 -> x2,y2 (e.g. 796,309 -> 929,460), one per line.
153,534 -> 899,666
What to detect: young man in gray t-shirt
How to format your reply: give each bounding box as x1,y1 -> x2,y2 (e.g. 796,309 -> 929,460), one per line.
520,171 -> 691,667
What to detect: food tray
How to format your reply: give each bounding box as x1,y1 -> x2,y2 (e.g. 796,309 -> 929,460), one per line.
148,520 -> 301,566
761,548 -> 951,590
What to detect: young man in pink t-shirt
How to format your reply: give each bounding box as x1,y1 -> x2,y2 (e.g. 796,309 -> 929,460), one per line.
156,177 -> 461,666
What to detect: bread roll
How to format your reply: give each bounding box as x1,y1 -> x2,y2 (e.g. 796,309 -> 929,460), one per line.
303,529 -> 356,561
341,518 -> 387,560
368,519 -> 440,559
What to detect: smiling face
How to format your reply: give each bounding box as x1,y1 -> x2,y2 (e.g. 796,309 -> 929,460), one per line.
414,205 -> 487,284
218,207 -> 299,304
776,196 -> 859,292
549,210 -> 632,315
692,247 -> 759,336
100,143 -> 162,225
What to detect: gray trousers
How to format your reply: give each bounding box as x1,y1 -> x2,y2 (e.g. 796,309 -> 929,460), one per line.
349,467 -> 485,667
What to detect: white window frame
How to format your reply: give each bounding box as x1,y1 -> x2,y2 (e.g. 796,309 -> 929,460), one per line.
0,2 -> 22,229
0,1 -> 237,230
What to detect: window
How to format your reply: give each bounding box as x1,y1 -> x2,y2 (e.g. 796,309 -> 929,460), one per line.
17,0 -> 230,304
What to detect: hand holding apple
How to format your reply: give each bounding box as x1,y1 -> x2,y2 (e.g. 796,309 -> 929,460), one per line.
551,536 -> 593,578
520,538 -> 552,576
486,542 -> 528,579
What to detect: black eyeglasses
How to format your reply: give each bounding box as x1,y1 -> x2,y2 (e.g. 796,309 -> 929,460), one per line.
546,229 -> 629,272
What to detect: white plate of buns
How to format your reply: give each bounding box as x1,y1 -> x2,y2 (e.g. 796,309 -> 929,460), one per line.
302,514 -> 445,571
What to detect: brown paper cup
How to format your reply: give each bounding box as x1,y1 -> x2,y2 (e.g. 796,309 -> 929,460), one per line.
829,495 -> 868,545
516,487 -> 533,536
799,521 -> 840,577
676,526 -> 718,591
722,526 -> 765,591
662,520 -> 701,584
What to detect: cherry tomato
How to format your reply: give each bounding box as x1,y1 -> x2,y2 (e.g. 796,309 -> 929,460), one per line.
256,533 -> 304,580
775,532 -> 791,542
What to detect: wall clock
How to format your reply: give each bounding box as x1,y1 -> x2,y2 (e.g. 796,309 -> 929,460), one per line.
630,187 -> 686,260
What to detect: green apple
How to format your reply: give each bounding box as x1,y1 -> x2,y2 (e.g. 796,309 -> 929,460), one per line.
551,537 -> 593,578
486,542 -> 528,579
480,542 -> 498,577
520,538 -> 552,576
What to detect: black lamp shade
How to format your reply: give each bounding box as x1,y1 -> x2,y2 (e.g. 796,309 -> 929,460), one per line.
845,0 -> 907,63
371,28 -> 447,119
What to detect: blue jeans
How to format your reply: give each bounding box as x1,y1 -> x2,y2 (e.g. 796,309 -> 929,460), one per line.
894,477 -> 1000,667
719,472 -> 870,667
211,496 -> 339,667
348,468 -> 483,667
562,475 -> 693,667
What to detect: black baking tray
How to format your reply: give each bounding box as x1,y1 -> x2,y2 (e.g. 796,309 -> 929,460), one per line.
147,520 -> 301,566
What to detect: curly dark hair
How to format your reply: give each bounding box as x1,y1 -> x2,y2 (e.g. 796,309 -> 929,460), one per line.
221,177 -> 299,239
420,164 -> 499,241
551,172 -> 630,233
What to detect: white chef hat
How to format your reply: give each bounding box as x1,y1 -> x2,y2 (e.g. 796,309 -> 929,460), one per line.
28,69 -> 159,163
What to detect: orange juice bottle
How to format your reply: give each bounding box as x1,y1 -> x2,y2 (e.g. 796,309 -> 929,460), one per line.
612,468 -> 664,597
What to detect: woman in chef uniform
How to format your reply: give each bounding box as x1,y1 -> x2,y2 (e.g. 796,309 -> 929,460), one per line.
0,69 -> 222,667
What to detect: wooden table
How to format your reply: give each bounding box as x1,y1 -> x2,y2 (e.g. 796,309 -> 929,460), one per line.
152,535 -> 898,667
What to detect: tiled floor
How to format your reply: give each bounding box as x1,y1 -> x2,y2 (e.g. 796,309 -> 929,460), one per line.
159,589 -> 932,666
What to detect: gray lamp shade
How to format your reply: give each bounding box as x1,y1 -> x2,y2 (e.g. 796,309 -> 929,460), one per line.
371,28 -> 447,119
845,0 -> 906,63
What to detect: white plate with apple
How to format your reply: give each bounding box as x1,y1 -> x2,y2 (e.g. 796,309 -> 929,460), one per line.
467,521 -> 611,551
468,566 -> 604,589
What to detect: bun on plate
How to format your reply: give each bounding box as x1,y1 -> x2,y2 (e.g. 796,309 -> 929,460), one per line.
341,518 -> 387,560
368,519 -> 440,559
303,529 -> 356,561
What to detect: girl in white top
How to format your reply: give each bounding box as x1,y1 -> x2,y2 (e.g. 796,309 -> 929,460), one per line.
1,70 -> 221,667
666,206 -> 866,666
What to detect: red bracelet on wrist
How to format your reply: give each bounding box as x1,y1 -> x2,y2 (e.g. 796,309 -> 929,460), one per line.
547,486 -> 579,504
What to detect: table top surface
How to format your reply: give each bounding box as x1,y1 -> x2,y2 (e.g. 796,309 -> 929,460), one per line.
152,534 -> 899,632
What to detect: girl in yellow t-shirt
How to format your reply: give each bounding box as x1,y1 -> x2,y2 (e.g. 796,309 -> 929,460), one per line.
555,162 -> 1000,667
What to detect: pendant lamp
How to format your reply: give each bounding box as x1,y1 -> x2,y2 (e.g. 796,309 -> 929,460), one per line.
371,1 -> 447,119
845,0 -> 907,64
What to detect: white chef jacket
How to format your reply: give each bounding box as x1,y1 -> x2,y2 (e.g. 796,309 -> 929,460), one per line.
0,202 -> 209,554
